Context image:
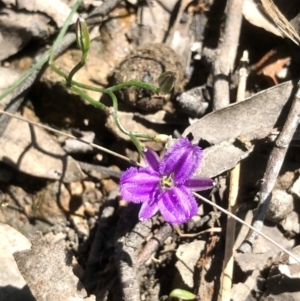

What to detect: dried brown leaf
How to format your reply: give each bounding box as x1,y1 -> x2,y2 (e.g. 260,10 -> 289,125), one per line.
183,80 -> 298,177
14,233 -> 95,301
0,116 -> 85,182
260,0 -> 300,45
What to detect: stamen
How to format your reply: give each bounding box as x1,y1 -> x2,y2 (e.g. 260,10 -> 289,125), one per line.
160,173 -> 175,190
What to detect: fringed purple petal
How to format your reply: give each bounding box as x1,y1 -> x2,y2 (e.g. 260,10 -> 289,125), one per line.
159,138 -> 203,184
184,177 -> 215,191
144,147 -> 160,171
120,167 -> 160,203
139,199 -> 159,221
158,186 -> 198,224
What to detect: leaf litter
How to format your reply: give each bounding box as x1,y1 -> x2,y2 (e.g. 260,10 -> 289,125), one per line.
1,1 -> 300,301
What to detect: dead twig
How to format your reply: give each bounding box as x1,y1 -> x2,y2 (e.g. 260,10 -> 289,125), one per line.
238,80 -> 300,253
86,0 -> 123,22
213,0 -> 244,110
137,223 -> 173,267
174,225 -> 222,238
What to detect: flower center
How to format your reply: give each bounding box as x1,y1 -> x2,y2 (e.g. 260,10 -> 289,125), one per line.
160,173 -> 174,191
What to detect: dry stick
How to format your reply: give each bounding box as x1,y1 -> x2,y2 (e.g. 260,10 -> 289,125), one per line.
136,223 -> 173,267
213,0 -> 244,111
174,225 -> 222,238
238,80 -> 300,253
85,0 -> 122,22
221,50 -> 249,301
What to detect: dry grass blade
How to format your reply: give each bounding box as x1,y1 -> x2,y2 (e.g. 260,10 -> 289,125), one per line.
221,50 -> 249,301
260,0 -> 300,45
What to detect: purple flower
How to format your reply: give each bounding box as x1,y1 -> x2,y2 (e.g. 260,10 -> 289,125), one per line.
120,138 -> 215,224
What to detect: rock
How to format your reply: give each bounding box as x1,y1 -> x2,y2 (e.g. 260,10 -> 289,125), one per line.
290,172 -> 300,199
265,189 -> 294,223
13,233 -> 94,301
231,269 -> 261,301
234,211 -> 294,273
281,211 -> 300,234
174,240 -> 206,289
0,223 -> 33,301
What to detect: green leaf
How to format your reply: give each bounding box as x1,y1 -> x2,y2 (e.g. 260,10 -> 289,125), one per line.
169,289 -> 196,300
157,71 -> 177,94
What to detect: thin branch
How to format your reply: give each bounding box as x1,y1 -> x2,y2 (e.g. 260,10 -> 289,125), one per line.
136,223 -> 173,267
238,80 -> 300,253
86,0 -> 123,21
213,0 -> 244,110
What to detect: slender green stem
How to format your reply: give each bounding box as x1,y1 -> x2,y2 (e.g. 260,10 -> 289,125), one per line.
129,133 -> 144,156
107,90 -> 155,155
107,90 -> 130,135
108,80 -> 159,93
66,83 -> 151,155
51,64 -> 68,79
66,60 -> 85,87
55,68 -> 159,96
49,66 -> 106,93
51,56 -> 158,152
107,90 -> 154,139
61,76 -> 156,154
67,85 -> 108,111
71,79 -> 159,94
72,81 -> 106,92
